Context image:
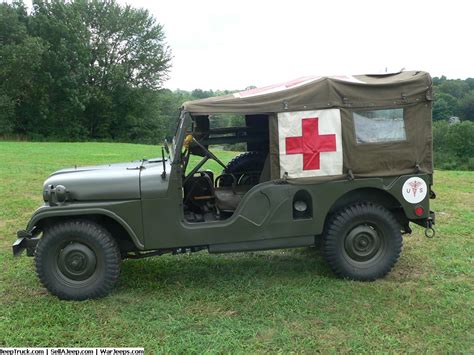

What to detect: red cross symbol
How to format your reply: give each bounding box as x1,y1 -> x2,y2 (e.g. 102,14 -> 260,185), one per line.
285,117 -> 337,170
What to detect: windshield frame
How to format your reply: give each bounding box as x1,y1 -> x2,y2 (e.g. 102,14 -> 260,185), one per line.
171,111 -> 191,164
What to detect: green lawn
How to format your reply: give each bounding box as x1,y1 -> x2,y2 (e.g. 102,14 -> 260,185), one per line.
0,142 -> 472,352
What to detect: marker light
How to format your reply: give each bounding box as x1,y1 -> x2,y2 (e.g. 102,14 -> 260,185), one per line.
414,206 -> 424,216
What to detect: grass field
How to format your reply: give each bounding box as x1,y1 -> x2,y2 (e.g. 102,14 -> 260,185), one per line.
0,142 -> 472,352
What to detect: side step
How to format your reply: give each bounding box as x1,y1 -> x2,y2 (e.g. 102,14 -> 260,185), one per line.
208,235 -> 315,253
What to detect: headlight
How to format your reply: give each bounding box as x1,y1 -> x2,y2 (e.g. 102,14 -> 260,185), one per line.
55,185 -> 67,202
43,184 -> 68,205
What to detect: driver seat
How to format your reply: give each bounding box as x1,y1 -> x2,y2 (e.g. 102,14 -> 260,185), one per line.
214,155 -> 270,212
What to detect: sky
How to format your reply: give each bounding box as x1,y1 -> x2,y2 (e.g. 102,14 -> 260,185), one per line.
123,0 -> 472,90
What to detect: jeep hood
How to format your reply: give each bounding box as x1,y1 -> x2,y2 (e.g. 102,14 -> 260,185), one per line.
44,160 -> 144,201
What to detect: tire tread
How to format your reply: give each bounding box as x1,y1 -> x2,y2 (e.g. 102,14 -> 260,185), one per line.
35,219 -> 121,300
322,202 -> 402,281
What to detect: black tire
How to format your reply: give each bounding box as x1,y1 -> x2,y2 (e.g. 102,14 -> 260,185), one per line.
220,151 -> 266,186
35,219 -> 121,300
322,202 -> 402,281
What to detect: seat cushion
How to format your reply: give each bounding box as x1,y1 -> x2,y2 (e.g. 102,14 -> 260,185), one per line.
214,185 -> 252,211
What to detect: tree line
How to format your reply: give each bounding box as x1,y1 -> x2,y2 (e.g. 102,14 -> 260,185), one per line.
432,77 -> 474,170
0,1 -> 472,169
0,0 -> 176,143
432,76 -> 474,121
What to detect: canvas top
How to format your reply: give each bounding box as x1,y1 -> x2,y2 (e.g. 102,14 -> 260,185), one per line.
183,71 -> 433,180
182,71 -> 432,115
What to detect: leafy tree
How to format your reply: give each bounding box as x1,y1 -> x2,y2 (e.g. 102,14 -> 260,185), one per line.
432,120 -> 449,151
191,89 -> 215,100
438,80 -> 470,99
0,0 -> 172,142
155,89 -> 188,137
0,94 -> 15,134
0,2 -> 48,136
432,76 -> 447,86
459,91 -> 474,121
445,121 -> 474,158
466,78 -> 474,91
83,0 -> 171,91
27,1 -> 90,139
432,92 -> 459,120
433,120 -> 474,170
432,76 -> 474,122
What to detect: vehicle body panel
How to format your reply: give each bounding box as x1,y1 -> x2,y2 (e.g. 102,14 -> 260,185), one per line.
44,161 -> 142,201
140,161 -> 432,249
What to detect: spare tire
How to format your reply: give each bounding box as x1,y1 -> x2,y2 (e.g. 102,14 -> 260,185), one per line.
219,151 -> 266,187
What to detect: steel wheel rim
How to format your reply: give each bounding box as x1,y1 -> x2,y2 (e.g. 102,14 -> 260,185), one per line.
57,242 -> 97,281
344,224 -> 383,262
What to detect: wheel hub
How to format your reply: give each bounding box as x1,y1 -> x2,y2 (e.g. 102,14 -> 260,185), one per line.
344,225 -> 382,262
57,242 -> 97,281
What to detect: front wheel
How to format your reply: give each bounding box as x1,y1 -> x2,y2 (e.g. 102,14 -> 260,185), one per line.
322,203 -> 402,281
35,220 -> 121,300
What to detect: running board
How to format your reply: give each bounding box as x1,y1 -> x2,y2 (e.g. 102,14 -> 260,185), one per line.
208,235 -> 315,253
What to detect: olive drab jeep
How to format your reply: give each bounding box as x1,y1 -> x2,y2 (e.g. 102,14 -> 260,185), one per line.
13,71 -> 436,300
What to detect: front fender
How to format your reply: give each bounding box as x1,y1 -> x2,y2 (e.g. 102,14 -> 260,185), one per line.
26,201 -> 144,250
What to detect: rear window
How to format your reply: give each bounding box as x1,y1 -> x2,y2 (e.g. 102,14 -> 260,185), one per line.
353,108 -> 406,144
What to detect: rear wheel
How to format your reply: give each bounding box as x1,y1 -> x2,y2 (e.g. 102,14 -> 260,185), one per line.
35,220 -> 121,300
323,203 -> 402,281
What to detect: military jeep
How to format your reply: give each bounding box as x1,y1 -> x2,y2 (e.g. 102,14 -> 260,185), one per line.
13,71 -> 436,300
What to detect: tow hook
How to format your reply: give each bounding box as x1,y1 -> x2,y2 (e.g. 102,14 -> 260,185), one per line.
425,218 -> 435,238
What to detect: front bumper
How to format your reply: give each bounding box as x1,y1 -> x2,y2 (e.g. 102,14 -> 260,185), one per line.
12,229 -> 40,257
